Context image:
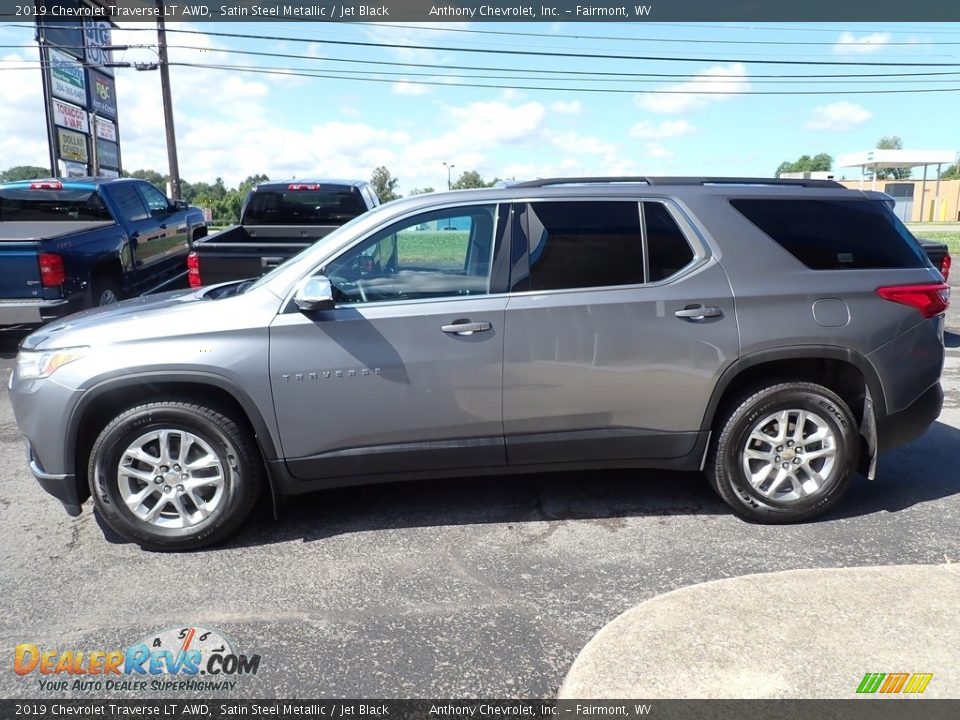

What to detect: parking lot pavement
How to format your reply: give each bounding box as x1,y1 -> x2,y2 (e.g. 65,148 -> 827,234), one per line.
1,321 -> 958,699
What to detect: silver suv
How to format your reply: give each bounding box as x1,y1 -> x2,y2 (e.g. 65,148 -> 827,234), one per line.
9,177 -> 949,550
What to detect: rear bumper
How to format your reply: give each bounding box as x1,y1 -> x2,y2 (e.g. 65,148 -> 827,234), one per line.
876,381 -> 943,453
0,297 -> 80,328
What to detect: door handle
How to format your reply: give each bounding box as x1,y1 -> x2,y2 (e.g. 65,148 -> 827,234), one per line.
441,320 -> 492,336
675,305 -> 723,320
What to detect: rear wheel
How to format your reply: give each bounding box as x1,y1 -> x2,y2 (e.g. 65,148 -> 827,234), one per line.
90,275 -> 122,307
88,402 -> 262,551
707,382 -> 860,523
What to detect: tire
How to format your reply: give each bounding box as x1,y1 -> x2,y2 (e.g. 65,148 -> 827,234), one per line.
706,382 -> 860,524
90,275 -> 122,307
88,402 -> 262,551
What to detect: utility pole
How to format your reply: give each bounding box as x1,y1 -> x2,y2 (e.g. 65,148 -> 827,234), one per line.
443,161 -> 455,190
156,1 -> 181,199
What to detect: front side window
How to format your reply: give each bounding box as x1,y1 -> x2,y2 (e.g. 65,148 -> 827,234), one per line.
516,201 -> 645,291
136,183 -> 171,216
324,205 -> 499,304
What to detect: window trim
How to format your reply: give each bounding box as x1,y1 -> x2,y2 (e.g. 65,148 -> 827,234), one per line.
507,196 -> 706,298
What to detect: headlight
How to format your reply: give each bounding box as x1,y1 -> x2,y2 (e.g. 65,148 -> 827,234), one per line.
16,347 -> 90,380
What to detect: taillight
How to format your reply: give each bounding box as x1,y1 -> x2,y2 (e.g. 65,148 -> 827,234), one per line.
38,253 -> 66,287
876,283 -> 950,319
187,251 -> 201,288
940,253 -> 951,282
29,179 -> 63,190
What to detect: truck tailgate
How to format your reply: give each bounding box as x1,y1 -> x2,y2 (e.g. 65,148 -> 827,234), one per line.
0,241 -> 42,299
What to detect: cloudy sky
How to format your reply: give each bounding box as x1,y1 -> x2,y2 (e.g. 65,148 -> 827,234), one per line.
0,20 -> 958,192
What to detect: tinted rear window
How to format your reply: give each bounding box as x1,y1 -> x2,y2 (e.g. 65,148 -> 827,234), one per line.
0,190 -> 112,222
730,199 -> 926,270
243,186 -> 366,224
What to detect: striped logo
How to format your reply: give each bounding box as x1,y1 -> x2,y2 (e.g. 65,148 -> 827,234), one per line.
857,672 -> 933,694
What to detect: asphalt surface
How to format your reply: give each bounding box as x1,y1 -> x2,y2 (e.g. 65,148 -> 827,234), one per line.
1,305 -> 958,700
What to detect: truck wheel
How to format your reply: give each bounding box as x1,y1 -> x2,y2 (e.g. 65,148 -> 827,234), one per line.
88,402 -> 262,551
706,382 -> 859,524
91,275 -> 122,307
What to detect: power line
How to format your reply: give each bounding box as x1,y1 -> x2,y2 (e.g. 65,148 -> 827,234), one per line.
167,60 -> 960,95
160,26 -> 960,67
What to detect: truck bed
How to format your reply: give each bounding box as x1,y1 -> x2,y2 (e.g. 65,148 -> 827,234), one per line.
190,224 -> 339,285
0,220 -> 115,242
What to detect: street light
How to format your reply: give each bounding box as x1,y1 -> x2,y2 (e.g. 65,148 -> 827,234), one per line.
443,161 -> 455,190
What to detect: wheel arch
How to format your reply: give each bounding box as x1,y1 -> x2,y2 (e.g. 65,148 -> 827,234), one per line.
68,372 -> 282,515
701,346 -> 886,434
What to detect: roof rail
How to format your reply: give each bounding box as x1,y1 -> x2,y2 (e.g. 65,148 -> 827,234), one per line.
509,176 -> 844,189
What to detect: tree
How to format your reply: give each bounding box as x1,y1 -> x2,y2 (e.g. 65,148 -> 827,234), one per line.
408,187 -> 435,196
370,166 -> 401,202
124,168 -> 169,187
775,153 -> 832,177
0,165 -> 53,182
451,170 -> 496,190
873,136 -> 911,180
940,163 -> 960,181
238,173 -> 270,195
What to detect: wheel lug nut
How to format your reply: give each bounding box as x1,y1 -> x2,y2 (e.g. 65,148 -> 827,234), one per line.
794,458 -> 802,464
176,484 -> 185,493
775,456 -> 781,462
160,466 -> 169,473
782,463 -> 789,469
787,441 -> 794,447
173,465 -> 181,472
776,446 -> 783,452
154,476 -> 164,484
181,473 -> 188,480
163,485 -> 172,493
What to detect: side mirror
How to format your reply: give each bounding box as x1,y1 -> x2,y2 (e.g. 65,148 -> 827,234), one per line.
173,199 -> 189,211
294,276 -> 335,312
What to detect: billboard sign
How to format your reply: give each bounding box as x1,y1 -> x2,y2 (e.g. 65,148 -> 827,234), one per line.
49,48 -> 86,105
88,70 -> 117,118
96,139 -> 120,170
37,0 -> 85,59
60,159 -> 88,178
98,168 -> 120,179
57,127 -> 88,163
52,98 -> 90,134
95,117 -> 117,142
84,20 -> 114,76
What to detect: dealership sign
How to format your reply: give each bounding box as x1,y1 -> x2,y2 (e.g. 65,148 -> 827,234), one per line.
50,49 -> 86,105
52,99 -> 89,134
89,70 -> 117,118
84,20 -> 114,76
95,117 -> 117,142
57,127 -> 88,163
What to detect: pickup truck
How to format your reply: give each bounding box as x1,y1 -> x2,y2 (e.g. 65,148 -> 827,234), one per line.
187,178 -> 379,287
0,177 -> 206,328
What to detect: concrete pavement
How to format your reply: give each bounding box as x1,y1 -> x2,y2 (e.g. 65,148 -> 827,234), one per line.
560,564 -> 960,698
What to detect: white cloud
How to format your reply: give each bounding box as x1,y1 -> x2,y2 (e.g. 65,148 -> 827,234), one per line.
549,100 -> 582,115
834,32 -> 891,55
548,131 -> 617,156
634,63 -> 750,114
629,119 -> 696,139
805,101 -> 873,131
391,81 -> 431,96
645,143 -> 673,159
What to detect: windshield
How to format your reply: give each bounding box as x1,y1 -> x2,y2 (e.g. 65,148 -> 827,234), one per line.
0,190 -> 113,222
243,186 -> 366,224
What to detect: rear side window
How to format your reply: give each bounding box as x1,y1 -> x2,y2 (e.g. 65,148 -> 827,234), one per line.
244,186 -> 366,224
645,201 -> 695,281
520,201 -> 645,291
730,199 -> 926,270
110,184 -> 150,223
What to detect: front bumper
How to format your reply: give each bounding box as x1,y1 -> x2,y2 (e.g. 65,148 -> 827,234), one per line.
876,381 -> 943,453
27,446 -> 83,516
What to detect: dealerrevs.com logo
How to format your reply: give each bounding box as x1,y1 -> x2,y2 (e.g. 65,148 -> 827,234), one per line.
14,626 -> 261,693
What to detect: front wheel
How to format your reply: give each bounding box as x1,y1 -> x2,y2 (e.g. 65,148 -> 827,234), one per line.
707,382 -> 860,523
88,402 -> 262,550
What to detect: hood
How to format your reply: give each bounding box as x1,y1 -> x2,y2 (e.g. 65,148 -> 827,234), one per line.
21,283 -> 279,351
